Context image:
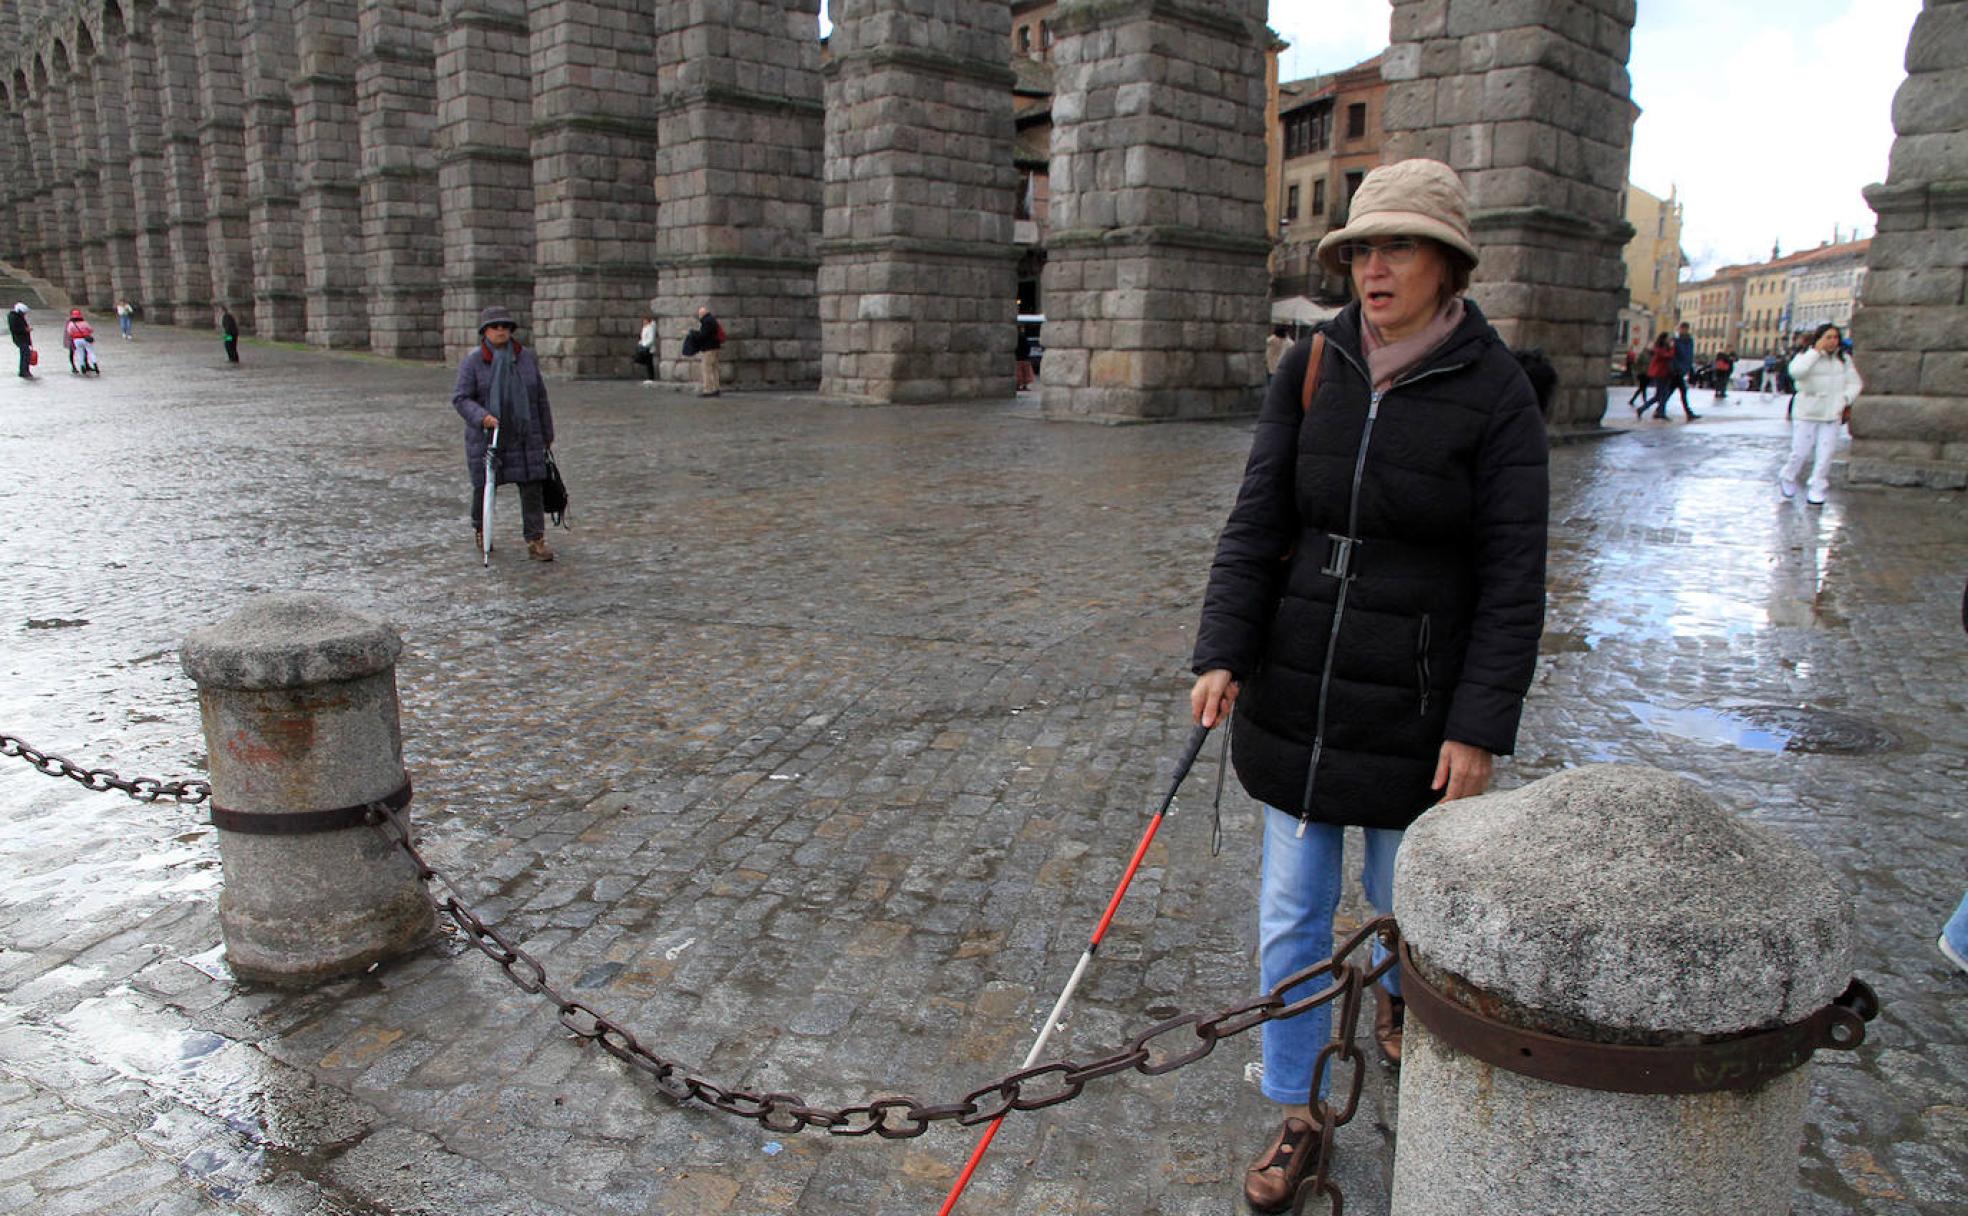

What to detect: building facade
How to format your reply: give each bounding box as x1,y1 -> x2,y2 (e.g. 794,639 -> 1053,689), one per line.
1271,53 -> 1387,303
1618,182 -> 1682,350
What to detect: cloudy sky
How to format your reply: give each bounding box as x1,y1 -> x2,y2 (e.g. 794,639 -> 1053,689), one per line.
1268,0 -> 1920,277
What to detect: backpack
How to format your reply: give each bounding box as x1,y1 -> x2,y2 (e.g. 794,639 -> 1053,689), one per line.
714,320 -> 726,345
69,321 -> 92,341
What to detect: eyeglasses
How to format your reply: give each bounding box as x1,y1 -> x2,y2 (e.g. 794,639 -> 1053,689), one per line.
1335,237 -> 1422,267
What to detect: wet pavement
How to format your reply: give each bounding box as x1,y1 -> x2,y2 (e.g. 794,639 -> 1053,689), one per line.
2,327 -> 1964,1215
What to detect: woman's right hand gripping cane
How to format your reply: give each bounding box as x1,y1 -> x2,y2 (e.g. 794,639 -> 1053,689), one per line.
1190,669 -> 1239,729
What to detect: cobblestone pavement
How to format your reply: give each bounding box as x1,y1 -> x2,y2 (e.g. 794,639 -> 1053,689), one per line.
2,329 -> 1964,1215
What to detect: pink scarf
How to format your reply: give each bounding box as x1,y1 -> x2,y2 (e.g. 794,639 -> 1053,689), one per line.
1361,298 -> 1465,391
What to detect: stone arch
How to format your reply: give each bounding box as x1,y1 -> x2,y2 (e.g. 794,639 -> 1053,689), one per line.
104,0 -> 128,42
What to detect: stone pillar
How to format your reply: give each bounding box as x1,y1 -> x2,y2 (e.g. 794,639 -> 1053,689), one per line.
65,63 -> 112,310
356,0 -> 443,359
1382,0 -> 1637,431
819,0 -> 1018,403
12,88 -> 54,282
435,0 -> 534,353
1391,766 -> 1858,1216
1848,1 -> 1968,491
40,59 -> 85,299
1039,0 -> 1272,422
293,0 -> 370,348
526,0 -> 661,377
123,23 -> 176,324
240,1 -> 309,340
193,0 -> 259,330
181,594 -> 433,985
0,106 -> 29,264
155,7 -> 216,326
86,43 -> 143,311
27,81 -> 68,287
652,1 -> 824,389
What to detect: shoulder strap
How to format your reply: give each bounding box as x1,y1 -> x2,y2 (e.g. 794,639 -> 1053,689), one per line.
1299,332 -> 1328,413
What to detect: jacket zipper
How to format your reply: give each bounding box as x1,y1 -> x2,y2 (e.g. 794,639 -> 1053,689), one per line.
1416,613 -> 1433,717
1296,350 -> 1470,829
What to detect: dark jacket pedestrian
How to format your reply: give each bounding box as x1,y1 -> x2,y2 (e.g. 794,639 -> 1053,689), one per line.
220,308 -> 239,364
1642,332 -> 1697,421
8,303 -> 30,379
1191,158 -> 1547,1213
453,305 -> 558,561
691,306 -> 724,396
1194,304 -> 1548,831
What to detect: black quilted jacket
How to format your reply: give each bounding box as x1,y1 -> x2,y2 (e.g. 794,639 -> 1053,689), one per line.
1192,299 -> 1548,830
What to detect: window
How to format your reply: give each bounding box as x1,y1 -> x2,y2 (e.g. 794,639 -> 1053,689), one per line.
1286,184 -> 1300,220
1311,178 -> 1326,216
1283,108 -> 1330,159
1041,21 -> 1052,51
1652,266 -> 1661,291
1346,102 -> 1367,140
1018,25 -> 1030,53
1336,171 -> 1365,225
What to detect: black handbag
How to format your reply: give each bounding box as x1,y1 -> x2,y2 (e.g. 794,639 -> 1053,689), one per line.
542,451 -> 570,528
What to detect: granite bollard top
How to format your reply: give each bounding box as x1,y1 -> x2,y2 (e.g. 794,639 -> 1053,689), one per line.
180,593 -> 404,691
1394,764 -> 1855,1039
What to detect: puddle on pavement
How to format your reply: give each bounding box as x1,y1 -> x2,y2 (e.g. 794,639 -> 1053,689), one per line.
1627,702 -> 1900,755
181,943 -> 231,981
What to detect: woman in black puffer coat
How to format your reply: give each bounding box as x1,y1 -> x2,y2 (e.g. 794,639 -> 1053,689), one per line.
1191,159 -> 1547,1213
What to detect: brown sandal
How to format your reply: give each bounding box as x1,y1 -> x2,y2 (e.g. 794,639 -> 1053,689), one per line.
1243,1114 -> 1322,1212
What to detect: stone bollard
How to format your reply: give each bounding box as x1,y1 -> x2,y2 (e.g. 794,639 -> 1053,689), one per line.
1391,765 -> 1871,1216
181,593 -> 432,985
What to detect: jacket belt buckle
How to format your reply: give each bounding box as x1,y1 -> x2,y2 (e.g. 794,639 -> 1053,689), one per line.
1321,534 -> 1357,580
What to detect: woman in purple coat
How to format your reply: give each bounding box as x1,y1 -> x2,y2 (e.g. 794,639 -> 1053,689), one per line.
453,305 -> 557,562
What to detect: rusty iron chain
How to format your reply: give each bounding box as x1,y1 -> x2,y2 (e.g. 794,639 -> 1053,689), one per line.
0,726 -> 1382,1212
0,732 -> 212,804
366,800 -> 1391,1203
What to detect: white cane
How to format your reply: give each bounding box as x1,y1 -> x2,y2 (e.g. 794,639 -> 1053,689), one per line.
481,424 -> 499,567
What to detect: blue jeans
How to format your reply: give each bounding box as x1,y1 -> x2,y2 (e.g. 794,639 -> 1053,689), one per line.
1945,892 -> 1968,960
1257,806 -> 1402,1104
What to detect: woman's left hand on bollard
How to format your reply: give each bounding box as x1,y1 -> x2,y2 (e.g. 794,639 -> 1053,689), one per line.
1431,740 -> 1494,803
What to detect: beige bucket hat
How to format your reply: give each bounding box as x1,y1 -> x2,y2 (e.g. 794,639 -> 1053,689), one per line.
1315,158 -> 1479,277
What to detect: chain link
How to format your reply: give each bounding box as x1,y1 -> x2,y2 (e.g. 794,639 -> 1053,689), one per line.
367,799 -> 1390,1210
1,732 -> 212,804
3,727 -> 1382,1211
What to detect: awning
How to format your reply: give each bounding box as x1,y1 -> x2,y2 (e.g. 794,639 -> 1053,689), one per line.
1270,296 -> 1340,326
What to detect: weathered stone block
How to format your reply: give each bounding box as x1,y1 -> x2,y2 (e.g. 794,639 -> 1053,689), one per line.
1905,4 -> 1968,74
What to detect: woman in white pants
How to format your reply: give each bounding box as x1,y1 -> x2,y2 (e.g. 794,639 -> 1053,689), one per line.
1780,323 -> 1862,506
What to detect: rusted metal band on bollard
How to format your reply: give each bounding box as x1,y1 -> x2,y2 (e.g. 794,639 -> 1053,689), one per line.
209,778 -> 413,836
1397,938 -> 1878,1094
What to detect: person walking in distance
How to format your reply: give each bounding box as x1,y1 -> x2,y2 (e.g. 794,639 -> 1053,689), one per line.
1625,340 -> 1653,411
1265,326 -> 1290,386
1636,332 -> 1673,418
635,312 -> 657,386
1778,323 -> 1862,507
63,309 -> 99,375
454,306 -> 558,562
1712,348 -> 1734,401
1191,159 -> 1547,1212
220,305 -> 240,364
1670,321 -> 1697,416
9,303 -> 33,379
694,305 -> 723,397
116,299 -> 134,339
